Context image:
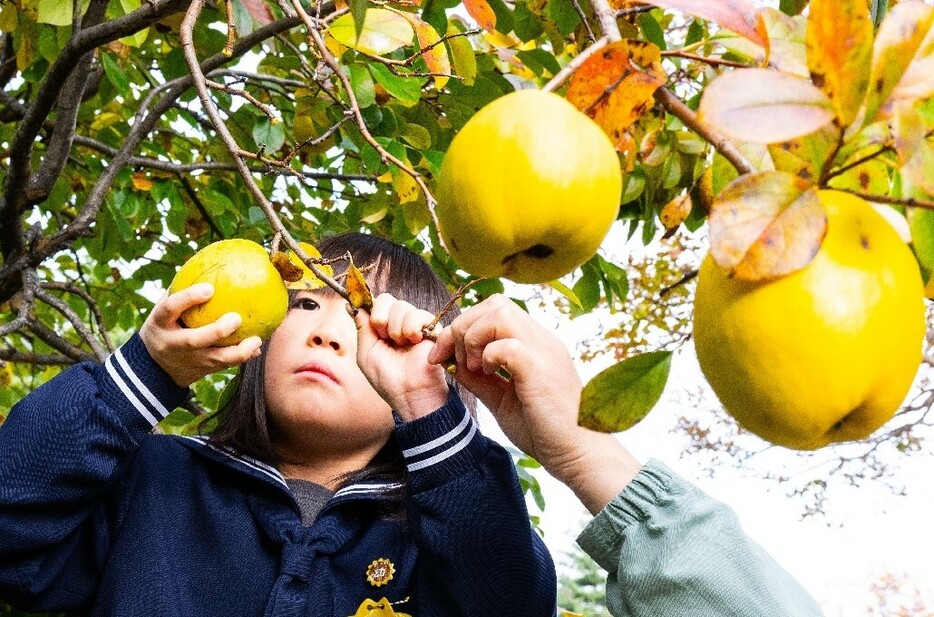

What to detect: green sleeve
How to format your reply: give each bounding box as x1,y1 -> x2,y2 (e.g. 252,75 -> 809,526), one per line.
576,459 -> 825,617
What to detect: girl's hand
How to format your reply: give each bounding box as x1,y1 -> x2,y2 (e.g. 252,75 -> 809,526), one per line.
354,293 -> 449,421
139,283 -> 263,388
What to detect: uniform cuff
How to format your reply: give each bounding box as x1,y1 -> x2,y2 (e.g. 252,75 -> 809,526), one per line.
99,333 -> 189,432
393,390 -> 488,492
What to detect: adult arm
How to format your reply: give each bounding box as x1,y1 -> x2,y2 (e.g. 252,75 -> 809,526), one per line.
576,458 -> 825,617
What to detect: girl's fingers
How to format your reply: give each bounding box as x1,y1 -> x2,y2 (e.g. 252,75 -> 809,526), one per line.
208,335 -> 263,366
367,293 -> 396,341
179,312 -> 242,348
153,283 -> 215,327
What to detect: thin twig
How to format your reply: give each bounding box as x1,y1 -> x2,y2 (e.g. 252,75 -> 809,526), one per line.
41,281 -> 114,353
206,79 -> 280,124
660,50 -> 749,69
571,0 -> 597,43
34,288 -> 109,360
835,189 -> 934,211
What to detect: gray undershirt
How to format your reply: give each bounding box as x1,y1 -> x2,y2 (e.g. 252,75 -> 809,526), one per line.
286,478 -> 334,525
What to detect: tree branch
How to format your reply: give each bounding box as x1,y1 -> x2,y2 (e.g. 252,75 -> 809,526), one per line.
34,287 -> 109,361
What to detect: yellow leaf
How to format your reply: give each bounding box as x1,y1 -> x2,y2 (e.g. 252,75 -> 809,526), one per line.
328,9 -> 414,56
659,193 -> 692,230
346,262 -> 374,312
393,169 -> 420,203
393,11 -> 451,89
90,112 -> 123,132
862,1 -> 934,123
805,0 -> 873,126
285,242 -> 334,290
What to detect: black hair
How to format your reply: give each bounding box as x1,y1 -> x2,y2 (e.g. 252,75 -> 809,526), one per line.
207,233 -> 472,498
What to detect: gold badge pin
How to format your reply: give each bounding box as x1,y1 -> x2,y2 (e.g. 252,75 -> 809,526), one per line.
365,558 -> 395,587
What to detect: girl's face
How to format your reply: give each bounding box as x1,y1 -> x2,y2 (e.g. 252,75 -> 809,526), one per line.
263,290 -> 394,463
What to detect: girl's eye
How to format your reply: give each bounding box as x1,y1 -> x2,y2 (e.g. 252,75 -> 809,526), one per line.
292,297 -> 319,311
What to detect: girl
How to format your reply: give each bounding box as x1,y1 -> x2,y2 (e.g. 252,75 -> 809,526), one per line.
0,233 -> 558,616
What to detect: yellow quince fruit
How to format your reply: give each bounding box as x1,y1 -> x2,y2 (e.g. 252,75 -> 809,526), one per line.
169,239 -> 288,346
435,89 -> 623,284
693,190 -> 926,450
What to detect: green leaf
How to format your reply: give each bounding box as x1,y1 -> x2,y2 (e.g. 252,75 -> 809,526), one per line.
37,0 -> 74,26
595,255 -> 629,309
351,0 -> 369,38
547,278 -> 582,309
349,63 -> 376,108
570,262 -> 601,315
100,52 -> 130,97
578,351 -> 673,432
779,0 -> 808,16
252,118 -> 285,152
368,63 -> 423,106
446,20 -> 477,85
513,0 -> 545,42
399,122 -> 431,149
637,12 -> 667,50
545,0 -> 581,36
909,207 -> 934,282
870,0 -> 888,28
516,48 -> 560,77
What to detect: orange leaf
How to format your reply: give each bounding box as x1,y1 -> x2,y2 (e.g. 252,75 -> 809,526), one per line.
566,40 -> 665,144
643,0 -> 767,47
805,0 -> 873,126
131,171 -> 153,192
698,68 -> 834,144
463,0 -> 496,33
346,262 -> 374,312
708,171 -> 827,281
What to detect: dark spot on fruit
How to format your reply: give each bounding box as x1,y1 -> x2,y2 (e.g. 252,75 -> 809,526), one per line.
860,235 -> 870,250
875,77 -> 884,93
523,244 -> 554,259
797,167 -> 813,180
859,171 -> 870,189
812,72 -> 825,88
